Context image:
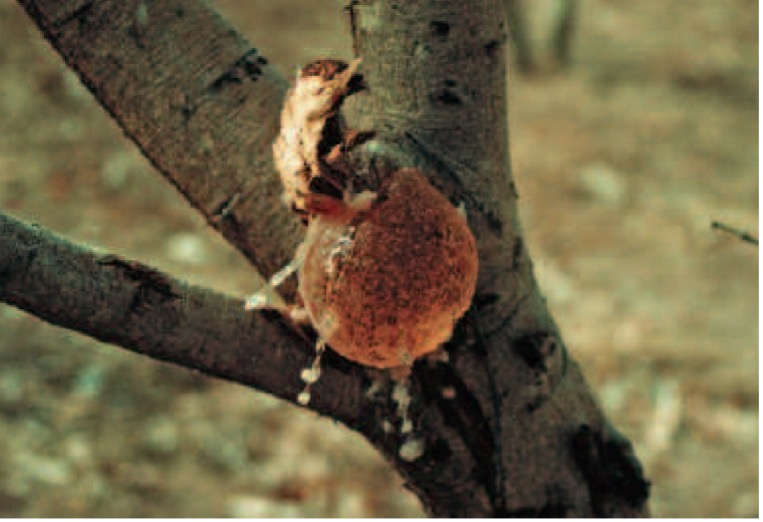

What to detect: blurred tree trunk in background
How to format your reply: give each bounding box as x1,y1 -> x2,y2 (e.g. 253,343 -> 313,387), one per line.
4,0 -> 649,516
506,0 -> 579,73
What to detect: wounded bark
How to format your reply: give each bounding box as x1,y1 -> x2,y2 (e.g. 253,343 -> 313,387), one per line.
7,0 -> 651,516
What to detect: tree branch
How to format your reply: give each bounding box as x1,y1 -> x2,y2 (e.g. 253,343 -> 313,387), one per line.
0,210 -> 368,423
345,0 -> 544,337
17,0 -> 301,294
0,208 -> 534,516
343,1 -> 650,516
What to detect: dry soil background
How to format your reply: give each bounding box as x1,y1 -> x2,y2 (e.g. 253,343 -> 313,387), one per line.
0,0 -> 758,517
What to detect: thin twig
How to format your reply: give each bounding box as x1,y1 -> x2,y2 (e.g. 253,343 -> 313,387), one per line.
711,220 -> 759,246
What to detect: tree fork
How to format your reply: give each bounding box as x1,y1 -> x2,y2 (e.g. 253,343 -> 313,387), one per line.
10,0 -> 650,516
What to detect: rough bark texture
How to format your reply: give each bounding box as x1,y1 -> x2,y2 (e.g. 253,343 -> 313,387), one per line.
6,0 -> 651,517
0,212 -> 368,424
17,0 -> 300,294
343,2 -> 648,515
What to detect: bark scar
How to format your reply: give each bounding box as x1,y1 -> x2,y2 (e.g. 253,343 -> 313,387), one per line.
570,423 -> 651,516
209,48 -> 268,91
52,0 -> 96,31
98,255 -> 180,310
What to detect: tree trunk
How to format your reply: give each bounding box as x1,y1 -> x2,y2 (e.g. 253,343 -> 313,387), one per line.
6,0 -> 650,516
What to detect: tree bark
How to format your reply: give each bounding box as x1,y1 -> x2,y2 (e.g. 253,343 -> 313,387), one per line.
17,0 -> 300,295
0,211 -> 364,423
7,0 -> 650,516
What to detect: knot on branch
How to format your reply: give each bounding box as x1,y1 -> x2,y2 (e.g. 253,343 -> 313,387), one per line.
570,423 -> 651,516
511,332 -> 567,412
98,254 -> 180,312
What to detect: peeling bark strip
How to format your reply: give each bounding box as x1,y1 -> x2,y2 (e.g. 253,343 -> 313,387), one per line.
18,0 -> 300,290
12,0 -> 650,517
